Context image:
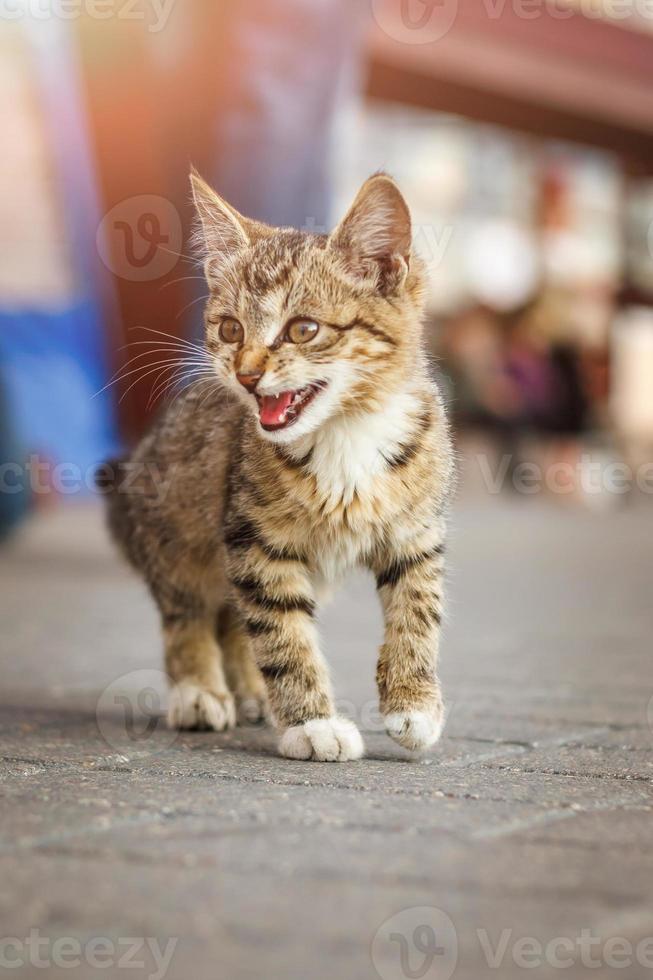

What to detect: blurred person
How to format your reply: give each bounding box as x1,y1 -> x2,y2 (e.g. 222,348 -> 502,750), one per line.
439,305 -> 522,432
440,295 -> 593,499
209,0 -> 364,230
510,294 -> 590,500
437,304 -> 528,496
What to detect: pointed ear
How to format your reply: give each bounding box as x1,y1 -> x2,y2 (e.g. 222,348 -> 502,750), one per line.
190,168 -> 250,258
329,174 -> 412,292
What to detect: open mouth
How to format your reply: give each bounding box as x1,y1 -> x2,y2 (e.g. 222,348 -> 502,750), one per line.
256,381 -> 327,431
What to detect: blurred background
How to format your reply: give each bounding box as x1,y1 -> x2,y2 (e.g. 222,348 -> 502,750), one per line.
2,6 -> 653,977
1,0 -> 653,529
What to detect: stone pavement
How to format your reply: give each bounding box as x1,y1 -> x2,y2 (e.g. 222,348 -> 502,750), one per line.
0,497 -> 651,980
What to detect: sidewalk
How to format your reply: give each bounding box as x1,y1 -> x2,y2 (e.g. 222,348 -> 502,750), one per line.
1,497 -> 651,980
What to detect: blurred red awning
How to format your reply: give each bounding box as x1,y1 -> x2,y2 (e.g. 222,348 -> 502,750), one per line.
367,0 -> 653,170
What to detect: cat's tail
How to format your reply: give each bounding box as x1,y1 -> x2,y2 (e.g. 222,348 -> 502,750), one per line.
94,456 -> 137,561
94,457 -> 126,494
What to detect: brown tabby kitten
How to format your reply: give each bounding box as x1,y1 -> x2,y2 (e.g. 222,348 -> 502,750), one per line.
104,170 -> 455,761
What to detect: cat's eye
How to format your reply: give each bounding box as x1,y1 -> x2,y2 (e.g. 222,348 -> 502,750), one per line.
219,318 -> 244,344
286,318 -> 320,344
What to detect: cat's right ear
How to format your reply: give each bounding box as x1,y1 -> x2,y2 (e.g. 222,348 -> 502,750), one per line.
329,173 -> 412,294
190,169 -> 250,261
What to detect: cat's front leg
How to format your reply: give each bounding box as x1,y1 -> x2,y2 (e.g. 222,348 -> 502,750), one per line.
224,520 -> 364,761
373,530 -> 446,752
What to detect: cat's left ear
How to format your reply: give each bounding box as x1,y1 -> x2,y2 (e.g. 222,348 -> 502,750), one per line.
190,169 -> 249,256
329,174 -> 412,293
190,169 -> 272,283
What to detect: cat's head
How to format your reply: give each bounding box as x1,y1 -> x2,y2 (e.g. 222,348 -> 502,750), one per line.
191,169 -> 427,444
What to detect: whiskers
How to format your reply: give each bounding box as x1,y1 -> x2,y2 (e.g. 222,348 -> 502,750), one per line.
93,326 -> 221,411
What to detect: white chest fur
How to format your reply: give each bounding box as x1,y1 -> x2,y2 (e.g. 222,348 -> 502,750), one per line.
298,393 -> 421,584
305,391 -> 420,509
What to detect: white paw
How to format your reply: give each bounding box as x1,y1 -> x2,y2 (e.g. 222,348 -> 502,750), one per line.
279,717 -> 364,762
384,708 -> 445,752
167,681 -> 236,732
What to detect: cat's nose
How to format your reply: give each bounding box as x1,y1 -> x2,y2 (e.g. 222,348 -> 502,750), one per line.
236,371 -> 263,393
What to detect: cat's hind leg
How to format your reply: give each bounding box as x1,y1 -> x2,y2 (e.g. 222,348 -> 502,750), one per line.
163,610 -> 236,732
217,605 -> 269,725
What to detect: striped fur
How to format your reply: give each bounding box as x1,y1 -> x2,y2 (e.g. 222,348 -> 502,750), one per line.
103,172 -> 455,761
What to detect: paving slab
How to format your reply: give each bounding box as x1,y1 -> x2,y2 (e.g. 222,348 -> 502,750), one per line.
1,498 -> 652,980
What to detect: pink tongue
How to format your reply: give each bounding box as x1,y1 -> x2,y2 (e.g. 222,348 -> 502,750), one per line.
259,391 -> 294,426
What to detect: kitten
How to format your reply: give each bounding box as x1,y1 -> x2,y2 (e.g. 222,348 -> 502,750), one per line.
103,170 -> 455,761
